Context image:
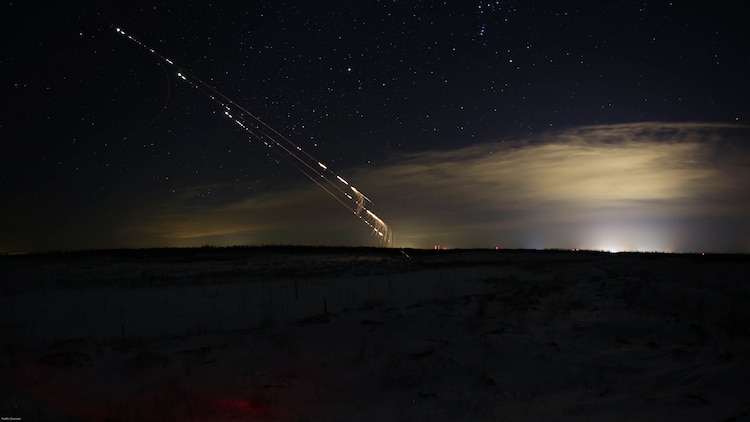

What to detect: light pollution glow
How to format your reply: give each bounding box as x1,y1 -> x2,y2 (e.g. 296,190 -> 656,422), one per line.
109,122 -> 750,253
3,122 -> 748,254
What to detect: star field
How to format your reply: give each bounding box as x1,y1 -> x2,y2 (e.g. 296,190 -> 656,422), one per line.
2,1 -> 749,252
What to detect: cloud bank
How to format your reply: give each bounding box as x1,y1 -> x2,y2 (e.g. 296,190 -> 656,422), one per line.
121,122 -> 750,252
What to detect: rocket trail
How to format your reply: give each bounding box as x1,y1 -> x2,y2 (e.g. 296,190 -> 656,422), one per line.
114,27 -> 394,245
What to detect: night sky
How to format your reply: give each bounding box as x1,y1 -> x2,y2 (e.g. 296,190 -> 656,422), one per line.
3,1 -> 749,253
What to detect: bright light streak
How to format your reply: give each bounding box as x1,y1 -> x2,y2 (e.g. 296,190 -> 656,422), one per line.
351,186 -> 372,203
115,26 -> 395,246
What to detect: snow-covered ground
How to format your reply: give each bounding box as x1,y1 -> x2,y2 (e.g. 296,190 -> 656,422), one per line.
1,247 -> 749,421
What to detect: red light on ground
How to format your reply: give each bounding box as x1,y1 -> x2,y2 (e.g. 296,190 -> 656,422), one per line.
196,394 -> 275,418
147,392 -> 279,421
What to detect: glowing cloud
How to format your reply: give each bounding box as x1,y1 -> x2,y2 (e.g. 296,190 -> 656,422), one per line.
119,122 -> 750,252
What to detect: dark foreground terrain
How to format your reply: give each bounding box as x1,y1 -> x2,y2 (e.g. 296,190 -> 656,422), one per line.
1,246 -> 749,421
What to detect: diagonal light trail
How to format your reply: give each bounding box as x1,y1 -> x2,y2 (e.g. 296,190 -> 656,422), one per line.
115,27 -> 394,245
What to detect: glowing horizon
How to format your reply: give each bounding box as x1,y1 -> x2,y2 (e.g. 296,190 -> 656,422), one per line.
2,122 -> 749,255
